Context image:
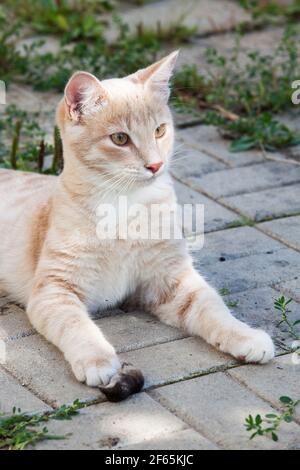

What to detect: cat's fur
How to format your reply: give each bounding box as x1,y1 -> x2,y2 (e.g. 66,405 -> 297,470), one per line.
0,52 -> 274,397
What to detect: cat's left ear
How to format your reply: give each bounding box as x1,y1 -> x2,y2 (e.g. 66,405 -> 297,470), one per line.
133,50 -> 179,102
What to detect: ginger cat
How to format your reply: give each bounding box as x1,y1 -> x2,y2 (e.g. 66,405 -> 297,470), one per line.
0,52 -> 274,401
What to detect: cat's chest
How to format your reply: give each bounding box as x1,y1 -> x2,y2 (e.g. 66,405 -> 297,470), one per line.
80,240 -> 144,312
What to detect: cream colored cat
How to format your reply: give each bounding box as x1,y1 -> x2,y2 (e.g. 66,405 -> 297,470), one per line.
0,51 -> 274,400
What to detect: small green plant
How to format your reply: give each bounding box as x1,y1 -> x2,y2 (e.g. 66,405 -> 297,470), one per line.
275,295 -> 300,341
245,296 -> 299,442
0,105 -> 54,173
219,288 -> 239,308
245,396 -> 300,442
0,399 -> 85,450
7,0 -> 113,41
173,26 -> 300,152
0,9 -> 28,83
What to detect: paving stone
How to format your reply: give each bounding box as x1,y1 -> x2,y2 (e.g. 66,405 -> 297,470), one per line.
151,372 -> 300,449
189,162 -> 300,199
0,305 -> 35,341
3,335 -> 101,406
119,428 -> 218,450
34,393 -> 187,450
171,143 -> 227,180
258,216 -> 300,251
106,0 -> 251,42
195,248 -> 300,294
194,226 -> 284,265
174,180 -> 241,234
0,368 -> 49,414
229,354 -> 300,421
274,279 -> 300,303
95,310 -> 186,353
120,337 -> 231,389
177,126 -> 265,167
221,184 -> 300,222
177,26 -> 288,71
221,286 -> 300,350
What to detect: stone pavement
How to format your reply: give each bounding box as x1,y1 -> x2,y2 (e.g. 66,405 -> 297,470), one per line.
1,0 -> 300,451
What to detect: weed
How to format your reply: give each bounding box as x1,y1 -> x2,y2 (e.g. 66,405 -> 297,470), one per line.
173,26 -> 300,152
7,0 -> 113,41
219,288 -> 239,308
245,396 -> 300,442
0,399 -> 84,450
0,105 -> 53,173
245,296 -> 299,442
275,295 -> 300,341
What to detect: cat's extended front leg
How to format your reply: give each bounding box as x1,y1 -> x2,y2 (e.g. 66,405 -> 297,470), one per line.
146,263 -> 274,364
27,277 -> 121,386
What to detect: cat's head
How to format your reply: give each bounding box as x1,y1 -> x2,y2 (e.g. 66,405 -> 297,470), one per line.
57,51 -> 179,189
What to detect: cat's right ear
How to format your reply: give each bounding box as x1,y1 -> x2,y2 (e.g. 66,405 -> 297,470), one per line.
64,71 -> 107,122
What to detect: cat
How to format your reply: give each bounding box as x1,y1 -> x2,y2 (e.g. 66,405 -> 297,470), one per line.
0,51 -> 274,401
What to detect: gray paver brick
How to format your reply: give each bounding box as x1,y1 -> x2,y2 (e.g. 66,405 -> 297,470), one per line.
195,248 -> 300,294
174,180 -> 241,234
106,0 -> 251,42
3,335 -> 101,406
189,162 -> 300,199
120,337 -> 231,389
258,215 -> 300,251
119,428 -> 218,450
0,305 -> 35,341
177,126 -> 265,167
221,184 -> 300,222
171,144 -> 226,180
0,367 -> 49,414
34,393 -> 187,450
193,226 -> 284,265
228,354 -> 300,422
151,372 -> 300,449
95,310 -> 186,354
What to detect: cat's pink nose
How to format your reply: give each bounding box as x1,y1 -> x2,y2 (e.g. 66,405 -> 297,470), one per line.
146,162 -> 163,174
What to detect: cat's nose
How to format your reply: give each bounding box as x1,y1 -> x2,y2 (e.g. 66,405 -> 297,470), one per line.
145,162 -> 163,174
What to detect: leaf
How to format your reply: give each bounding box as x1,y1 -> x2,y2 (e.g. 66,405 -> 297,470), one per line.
279,396 -> 293,404
284,415 -> 293,423
271,432 -> 278,442
265,414 -> 277,420
230,136 -> 256,152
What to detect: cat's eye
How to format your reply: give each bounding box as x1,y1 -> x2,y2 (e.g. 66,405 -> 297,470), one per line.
110,132 -> 129,146
155,124 -> 166,139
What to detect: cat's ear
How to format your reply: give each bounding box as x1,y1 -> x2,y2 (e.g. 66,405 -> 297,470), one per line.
134,50 -> 179,101
64,71 -> 107,121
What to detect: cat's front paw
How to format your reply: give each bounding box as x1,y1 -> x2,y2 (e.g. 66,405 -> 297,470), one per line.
229,329 -> 275,364
71,354 -> 121,387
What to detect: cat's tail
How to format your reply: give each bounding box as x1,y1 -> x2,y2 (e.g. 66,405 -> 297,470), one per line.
99,363 -> 144,402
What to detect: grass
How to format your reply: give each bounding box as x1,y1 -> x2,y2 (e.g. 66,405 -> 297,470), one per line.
0,399 -> 85,450
245,295 -> 300,442
240,0 -> 300,23
0,105 -> 55,173
172,25 -> 300,152
245,396 -> 299,442
7,0 -> 113,42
